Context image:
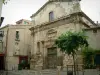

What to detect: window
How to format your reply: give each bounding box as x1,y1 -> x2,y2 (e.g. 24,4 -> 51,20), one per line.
37,42 -> 40,52
49,11 -> 54,21
24,21 -> 27,24
16,31 -> 19,40
0,31 -> 4,37
93,29 -> 97,33
24,21 -> 29,24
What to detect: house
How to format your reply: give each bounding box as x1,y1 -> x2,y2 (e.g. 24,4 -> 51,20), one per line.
29,0 -> 97,70
84,27 -> 100,50
0,0 -> 5,68
83,27 -> 100,67
16,19 -> 33,25
0,19 -> 32,70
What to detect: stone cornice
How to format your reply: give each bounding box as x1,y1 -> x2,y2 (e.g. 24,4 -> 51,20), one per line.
30,13 -> 79,33
30,12 -> 95,34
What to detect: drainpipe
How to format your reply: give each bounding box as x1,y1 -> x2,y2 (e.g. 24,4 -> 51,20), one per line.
5,27 -> 9,71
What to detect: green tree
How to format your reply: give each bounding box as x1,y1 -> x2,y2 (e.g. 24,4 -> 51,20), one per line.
55,31 -> 88,75
3,0 -> 10,4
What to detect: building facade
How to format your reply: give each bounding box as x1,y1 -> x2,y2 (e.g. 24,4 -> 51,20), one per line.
29,0 -> 97,70
84,27 -> 100,50
0,0 -> 99,71
84,27 -> 100,66
0,19 -> 32,70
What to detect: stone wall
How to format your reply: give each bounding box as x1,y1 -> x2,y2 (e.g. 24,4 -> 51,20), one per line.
84,28 -> 100,50
30,14 -> 85,69
31,1 -> 81,26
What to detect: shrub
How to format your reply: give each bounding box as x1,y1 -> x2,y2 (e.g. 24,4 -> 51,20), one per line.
82,47 -> 96,69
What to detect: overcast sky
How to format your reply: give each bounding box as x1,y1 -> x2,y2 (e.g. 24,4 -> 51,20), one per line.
1,0 -> 100,26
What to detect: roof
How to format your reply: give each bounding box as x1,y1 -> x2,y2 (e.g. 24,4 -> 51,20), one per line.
0,24 -> 32,30
0,25 -> 9,30
79,11 -> 97,26
30,1 -> 50,18
30,0 -> 81,18
84,26 -> 100,31
16,19 -> 31,24
0,17 -> 4,27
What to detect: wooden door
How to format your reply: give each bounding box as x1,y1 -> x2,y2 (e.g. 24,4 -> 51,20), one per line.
47,47 -> 57,69
0,56 -> 5,70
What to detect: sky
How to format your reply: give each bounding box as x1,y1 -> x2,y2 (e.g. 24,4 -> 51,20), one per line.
1,0 -> 100,26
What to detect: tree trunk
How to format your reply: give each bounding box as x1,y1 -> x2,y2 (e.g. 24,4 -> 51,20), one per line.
72,54 -> 76,75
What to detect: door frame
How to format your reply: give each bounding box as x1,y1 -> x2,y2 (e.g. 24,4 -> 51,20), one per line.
47,47 -> 57,69
0,54 -> 5,70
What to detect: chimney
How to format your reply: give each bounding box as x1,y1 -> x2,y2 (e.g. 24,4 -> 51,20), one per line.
97,21 -> 98,25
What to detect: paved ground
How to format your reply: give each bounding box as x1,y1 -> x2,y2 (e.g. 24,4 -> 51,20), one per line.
0,69 -> 100,75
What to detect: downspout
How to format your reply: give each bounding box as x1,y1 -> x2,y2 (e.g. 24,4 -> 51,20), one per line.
5,27 -> 9,70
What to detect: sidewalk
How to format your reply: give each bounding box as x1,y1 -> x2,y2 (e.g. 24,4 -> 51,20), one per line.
0,69 -> 100,75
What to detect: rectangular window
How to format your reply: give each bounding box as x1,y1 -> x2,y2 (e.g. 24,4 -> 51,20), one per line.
49,11 -> 54,21
15,31 -> 19,40
93,29 -> 97,33
0,31 -> 4,41
37,42 -> 40,52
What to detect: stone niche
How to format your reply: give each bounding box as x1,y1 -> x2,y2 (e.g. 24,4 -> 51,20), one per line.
13,42 -> 20,56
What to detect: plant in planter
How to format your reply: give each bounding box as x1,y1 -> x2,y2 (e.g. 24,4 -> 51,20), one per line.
82,47 -> 96,69
18,60 -> 29,70
18,63 -> 23,70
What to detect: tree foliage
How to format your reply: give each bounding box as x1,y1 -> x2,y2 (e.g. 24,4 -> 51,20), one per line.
82,47 -> 100,69
82,48 -> 95,69
55,31 -> 88,55
3,0 -> 10,4
55,31 -> 88,75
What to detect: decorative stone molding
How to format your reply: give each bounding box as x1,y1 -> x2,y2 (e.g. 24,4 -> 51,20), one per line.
14,42 -> 20,56
46,28 -> 57,40
44,39 -> 56,48
47,29 -> 57,34
30,13 -> 81,33
30,52 -> 43,70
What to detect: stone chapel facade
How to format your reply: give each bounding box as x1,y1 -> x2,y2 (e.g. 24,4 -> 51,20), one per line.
29,0 -> 97,69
